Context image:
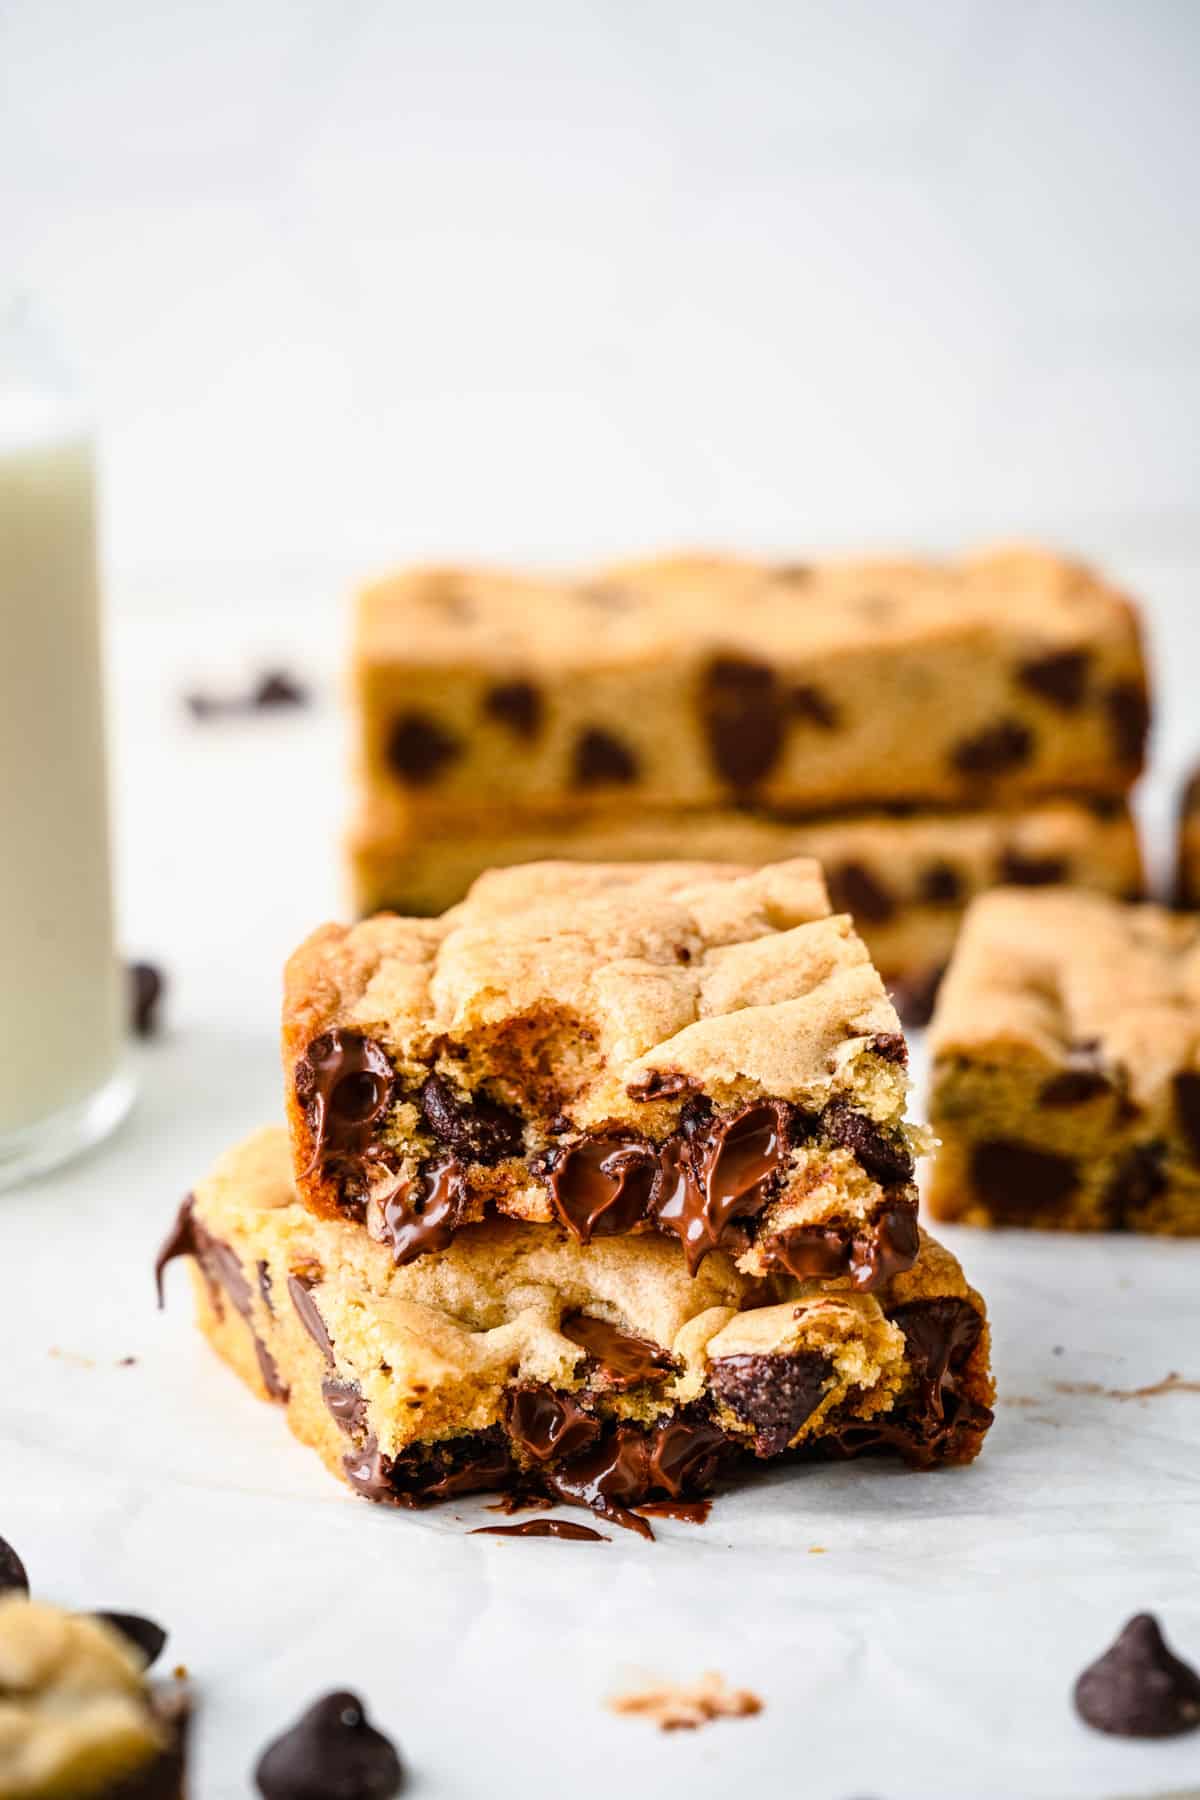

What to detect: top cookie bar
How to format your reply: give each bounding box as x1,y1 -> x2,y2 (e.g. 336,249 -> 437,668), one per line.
354,547 -> 1149,815
282,858 -> 924,1286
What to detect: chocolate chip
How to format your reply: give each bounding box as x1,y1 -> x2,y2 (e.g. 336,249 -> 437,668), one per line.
288,1275 -> 335,1366
1173,1072 -> 1200,1162
970,1139 -> 1079,1221
323,1377 -> 368,1438
867,1033 -> 908,1066
790,683 -> 838,729
418,1073 -> 523,1164
548,1136 -> 657,1242
918,862 -> 963,906
951,718 -> 1035,778
506,1386 -> 600,1463
999,850 -> 1068,886
821,1101 -> 913,1188
254,670 -> 309,709
1105,1143 -> 1168,1226
385,711 -> 462,784
258,1261 -> 274,1313
709,1351 -> 831,1456
186,668 -> 308,718
482,679 -> 542,739
94,1612 -> 167,1669
1017,648 -> 1091,710
1074,1614 -> 1200,1738
827,862 -> 896,925
889,1297 -> 982,1413
254,1691 -> 405,1798
560,1313 -> 675,1389
128,962 -> 165,1038
1106,680 -> 1150,768
700,656 -> 785,788
381,1155 -> 469,1265
0,1535 -> 28,1595
888,965 -> 945,1028
384,1427 -> 515,1506
655,1102 -> 789,1273
626,1070 -> 694,1102
571,727 -> 639,787
1039,1054 -> 1111,1107
295,1032 -> 395,1167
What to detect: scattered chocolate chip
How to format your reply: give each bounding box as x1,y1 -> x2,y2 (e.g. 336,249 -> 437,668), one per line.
571,727 -> 639,787
790,684 -> 839,729
1017,647 -> 1091,709
709,1351 -> 831,1456
472,1518 -> 608,1540
254,1691 -> 405,1799
951,718 -> 1034,778
1105,680 -> 1150,769
288,1275 -> 335,1367
0,1535 -> 28,1595
970,1139 -> 1080,1221
999,850 -> 1068,887
561,1313 -> 675,1388
418,1073 -> 524,1164
1173,1072 -> 1200,1162
128,962 -> 165,1038
821,1101 -> 913,1188
295,1032 -> 395,1168
385,711 -> 462,784
1105,1142 -> 1168,1226
827,862 -> 896,925
94,1612 -> 167,1669
506,1386 -> 600,1463
918,862 -> 963,906
482,679 -> 543,739
700,656 -> 785,788
1074,1614 -> 1200,1738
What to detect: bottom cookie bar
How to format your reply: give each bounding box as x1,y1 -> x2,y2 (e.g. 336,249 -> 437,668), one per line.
159,1129 -> 993,1534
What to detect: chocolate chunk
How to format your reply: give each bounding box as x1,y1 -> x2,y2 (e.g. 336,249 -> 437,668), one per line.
0,1535 -> 28,1595
771,1226 -> 852,1283
128,962 -> 165,1038
482,679 -> 542,739
655,1102 -> 789,1274
970,1139 -> 1080,1221
254,1690 -> 404,1799
821,1101 -> 913,1188
295,1031 -> 395,1169
709,1351 -> 831,1456
951,718 -> 1034,778
287,1275 -> 335,1366
919,862 -> 963,906
506,1386 -> 600,1463
418,1073 -> 523,1164
700,656 -> 785,788
1106,680 -> 1150,769
381,1155 -> 469,1265
790,683 -> 838,729
256,1339 -> 289,1402
547,1135 -> 657,1242
999,850 -> 1068,887
827,862 -> 896,925
94,1612 -> 167,1669
1173,1071 -> 1200,1162
1074,1614 -> 1200,1738
383,1428 -> 515,1506
571,727 -> 639,786
1017,648 -> 1091,709
385,711 -> 462,784
342,1437 -> 396,1504
561,1313 -> 675,1388
323,1377 -> 368,1439
888,965 -> 945,1028
867,1032 -> 908,1066
626,1070 -> 694,1102
889,1297 -> 983,1420
1105,1143 -> 1168,1226
472,1519 -> 607,1540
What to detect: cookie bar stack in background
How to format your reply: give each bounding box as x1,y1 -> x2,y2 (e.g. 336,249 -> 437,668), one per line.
347,546 -> 1150,1022
159,860 -> 994,1531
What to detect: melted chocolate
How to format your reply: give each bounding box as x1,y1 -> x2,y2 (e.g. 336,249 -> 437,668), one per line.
548,1136 -> 658,1242
322,1377 -> 368,1438
819,1296 -> 992,1468
294,1030 -> 395,1177
471,1519 -> 608,1541
560,1312 -> 675,1388
287,1275 -> 335,1366
820,1101 -> 913,1187
633,1498 -> 712,1525
506,1386 -> 601,1463
356,1429 -> 517,1507
655,1102 -> 788,1275
381,1155 -> 468,1264
154,1194 -> 200,1307
155,1196 -> 285,1401
772,1205 -> 918,1292
545,1414 -> 729,1535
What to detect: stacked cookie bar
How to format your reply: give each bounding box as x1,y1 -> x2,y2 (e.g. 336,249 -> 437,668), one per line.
161,860 -> 994,1530
348,547 -> 1149,1019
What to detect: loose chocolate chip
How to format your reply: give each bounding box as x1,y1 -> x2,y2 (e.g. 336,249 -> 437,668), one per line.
790,683 -> 838,730
999,850 -> 1068,887
571,726 -> 639,787
385,711 -> 462,785
1017,647 -> 1091,710
418,1072 -> 524,1164
0,1535 -> 28,1595
1105,1143 -> 1168,1226
821,1101 -> 913,1188
295,1032 -> 395,1167
970,1139 -> 1079,1221
288,1275 -> 335,1366
1074,1614 -> 1200,1738
709,1351 -> 832,1456
700,656 -> 785,788
826,862 -> 896,925
1106,680 -> 1150,768
255,1691 -> 405,1799
94,1612 -> 167,1669
482,679 -> 543,739
918,862 -> 963,906
128,962 -> 165,1038
506,1386 -> 600,1463
1173,1072 -> 1200,1162
951,718 -> 1035,778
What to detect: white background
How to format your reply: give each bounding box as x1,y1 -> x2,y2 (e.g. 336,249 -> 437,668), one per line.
2,4 -> 1200,1796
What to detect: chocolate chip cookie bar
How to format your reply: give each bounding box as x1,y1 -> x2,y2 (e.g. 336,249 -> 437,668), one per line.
348,795 -> 1143,1023
0,1598 -> 188,1798
282,859 -> 926,1290
927,889 -> 1200,1232
355,547 -> 1148,818
158,1128 -> 994,1534
1175,767 -> 1200,909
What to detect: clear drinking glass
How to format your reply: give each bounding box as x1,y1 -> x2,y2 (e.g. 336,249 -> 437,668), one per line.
0,300 -> 133,1188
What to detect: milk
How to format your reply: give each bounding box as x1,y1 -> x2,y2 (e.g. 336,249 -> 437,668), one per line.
0,308 -> 130,1184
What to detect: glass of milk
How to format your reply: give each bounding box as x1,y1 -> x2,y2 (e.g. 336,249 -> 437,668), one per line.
0,300 -> 133,1188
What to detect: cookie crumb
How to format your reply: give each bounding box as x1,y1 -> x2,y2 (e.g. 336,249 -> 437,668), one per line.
610,1671 -> 762,1731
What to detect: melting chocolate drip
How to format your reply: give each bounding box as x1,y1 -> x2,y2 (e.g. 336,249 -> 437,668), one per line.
544,1414 -> 730,1537
419,1072 -> 524,1163
155,1195 -> 287,1399
655,1102 -> 790,1275
505,1386 -> 601,1463
772,1204 -> 919,1293
547,1136 -> 658,1241
709,1351 -> 832,1455
287,1276 -> 336,1367
471,1519 -> 608,1541
381,1154 -> 470,1264
560,1313 -> 676,1388
294,1030 -> 395,1180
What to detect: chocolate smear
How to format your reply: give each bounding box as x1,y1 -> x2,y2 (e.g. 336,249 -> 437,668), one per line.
1074,1614 -> 1200,1738
255,1690 -> 405,1799
471,1519 -> 608,1541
